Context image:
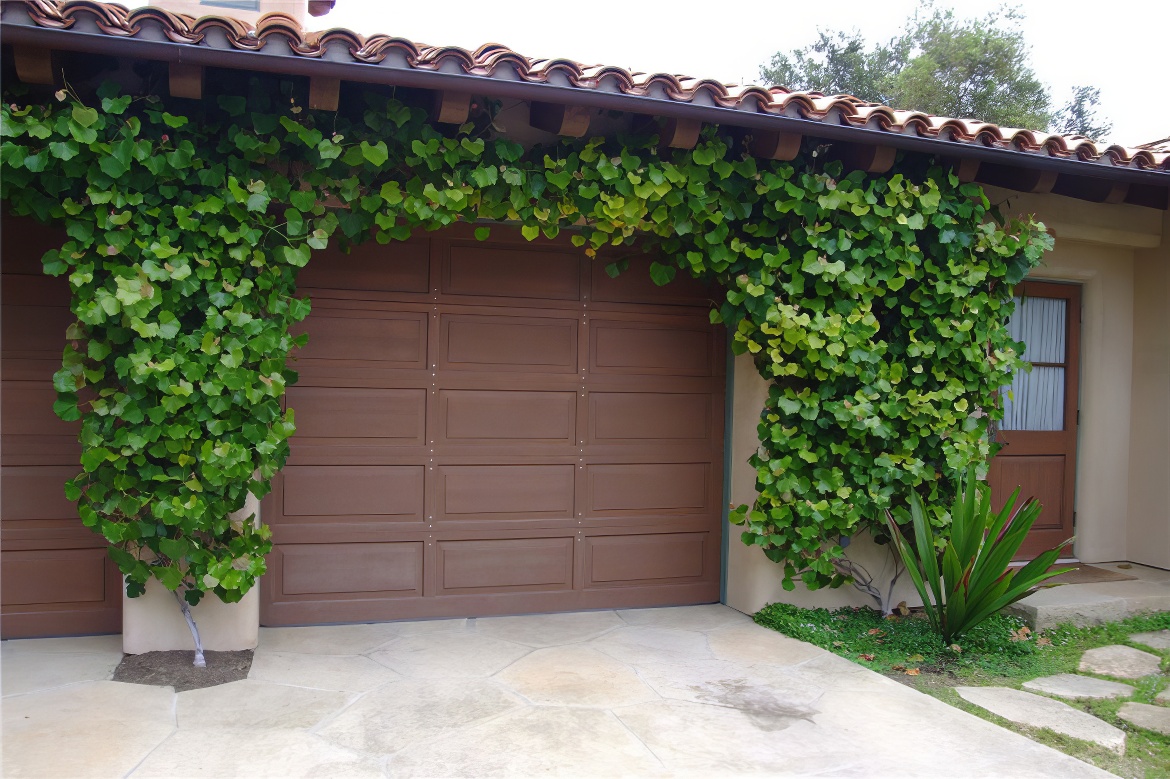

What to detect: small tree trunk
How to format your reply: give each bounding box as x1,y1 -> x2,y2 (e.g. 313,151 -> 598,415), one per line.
173,590 -> 206,668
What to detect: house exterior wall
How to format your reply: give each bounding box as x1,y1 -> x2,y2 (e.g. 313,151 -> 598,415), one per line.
1127,209 -> 1170,568
724,190 -> 1167,616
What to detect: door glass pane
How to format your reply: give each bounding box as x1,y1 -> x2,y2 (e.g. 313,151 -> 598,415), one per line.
1007,296 -> 1065,363
1002,366 -> 1065,431
1001,296 -> 1068,432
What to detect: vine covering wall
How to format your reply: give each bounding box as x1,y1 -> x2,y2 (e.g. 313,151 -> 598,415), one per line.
0,74 -> 1050,603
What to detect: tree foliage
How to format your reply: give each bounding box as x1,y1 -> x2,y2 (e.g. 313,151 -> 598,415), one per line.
1053,86 -> 1113,141
761,4 -> 1108,137
0,73 -> 1050,600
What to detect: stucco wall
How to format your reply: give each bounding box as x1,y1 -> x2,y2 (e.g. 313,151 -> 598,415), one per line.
724,189 -> 1167,615
1127,209 -> 1170,568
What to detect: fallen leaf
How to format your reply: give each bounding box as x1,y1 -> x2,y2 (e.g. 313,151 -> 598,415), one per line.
905,668 -> 920,676
867,628 -> 886,636
858,653 -> 875,662
896,601 -> 910,616
907,654 -> 924,662
891,664 -> 906,671
1037,637 -> 1052,647
949,644 -> 962,653
831,641 -> 844,647
1009,626 -> 1032,642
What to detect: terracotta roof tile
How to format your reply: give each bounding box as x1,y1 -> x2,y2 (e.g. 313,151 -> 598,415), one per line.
4,0 -> 1168,176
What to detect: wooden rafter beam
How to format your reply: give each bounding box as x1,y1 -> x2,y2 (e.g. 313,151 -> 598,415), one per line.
432,91 -> 472,125
13,45 -> 55,86
168,63 -> 203,100
974,163 -> 1058,193
946,157 -> 981,183
529,102 -> 591,137
830,142 -> 896,174
308,76 -> 340,112
749,130 -> 801,161
658,118 -> 702,150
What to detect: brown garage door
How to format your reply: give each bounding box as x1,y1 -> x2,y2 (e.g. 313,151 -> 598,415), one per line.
1,216 -> 123,638
261,227 -> 726,625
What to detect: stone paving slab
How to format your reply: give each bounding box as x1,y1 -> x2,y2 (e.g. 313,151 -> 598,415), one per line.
1079,644 -> 1163,679
1156,687 -> 1169,704
0,647 -> 121,697
1117,702 -> 1170,736
2,681 -> 175,779
957,686 -> 1126,754
1022,673 -> 1135,699
1129,630 -> 1170,651
0,606 -> 1113,778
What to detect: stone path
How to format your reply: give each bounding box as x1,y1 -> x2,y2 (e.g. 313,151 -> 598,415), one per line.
2,605 -> 1111,778
960,628 -> 1170,755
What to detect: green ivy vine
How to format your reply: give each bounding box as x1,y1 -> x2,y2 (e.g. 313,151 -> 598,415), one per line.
0,72 -> 1050,603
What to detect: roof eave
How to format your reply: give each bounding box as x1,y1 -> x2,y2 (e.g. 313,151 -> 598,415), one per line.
1,20 -> 1167,190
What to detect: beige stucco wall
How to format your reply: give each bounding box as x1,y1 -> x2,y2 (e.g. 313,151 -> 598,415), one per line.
724,188 -> 1168,615
122,493 -> 261,653
1127,208 -> 1170,568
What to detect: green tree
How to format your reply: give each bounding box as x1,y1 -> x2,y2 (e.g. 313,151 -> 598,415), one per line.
761,4 -> 1107,135
1053,86 -> 1113,141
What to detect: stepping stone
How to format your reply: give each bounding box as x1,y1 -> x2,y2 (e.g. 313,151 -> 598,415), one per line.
1079,645 -> 1162,679
1156,688 -> 1170,705
1022,674 -> 1134,700
1129,630 -> 1170,651
1118,702 -> 1170,736
956,687 -> 1126,754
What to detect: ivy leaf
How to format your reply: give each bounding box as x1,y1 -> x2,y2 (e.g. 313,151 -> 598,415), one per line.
474,226 -> 491,241
360,141 -> 389,167
71,106 -> 99,128
157,311 -> 180,339
649,261 -> 677,286
280,244 -> 311,267
100,95 -> 132,115
520,224 -> 539,241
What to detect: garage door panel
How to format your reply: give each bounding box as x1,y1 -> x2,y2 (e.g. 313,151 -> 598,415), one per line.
584,532 -> 710,587
288,387 -> 426,443
589,392 -> 714,443
294,312 -> 427,368
2,220 -> 124,638
296,239 -> 430,294
585,463 -> 711,515
1,547 -> 109,606
590,321 -> 714,376
437,465 -> 575,520
436,537 -> 574,594
262,229 -> 725,627
2,465 -> 80,520
440,314 -> 577,373
438,390 -> 575,446
276,542 -> 423,597
591,255 -> 713,307
443,243 -> 581,301
281,465 -> 423,518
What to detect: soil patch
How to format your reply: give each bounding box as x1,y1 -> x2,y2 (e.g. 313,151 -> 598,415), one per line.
113,649 -> 253,692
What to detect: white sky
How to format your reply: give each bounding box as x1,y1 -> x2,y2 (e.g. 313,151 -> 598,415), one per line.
131,0 -> 1166,146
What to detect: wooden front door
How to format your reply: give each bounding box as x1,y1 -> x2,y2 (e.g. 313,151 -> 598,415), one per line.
989,281 -> 1081,560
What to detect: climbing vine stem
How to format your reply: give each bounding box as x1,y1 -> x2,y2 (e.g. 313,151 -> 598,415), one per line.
0,75 -> 1051,603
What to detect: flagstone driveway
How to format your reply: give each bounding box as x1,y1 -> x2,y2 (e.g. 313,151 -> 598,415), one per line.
3,604 -> 1109,778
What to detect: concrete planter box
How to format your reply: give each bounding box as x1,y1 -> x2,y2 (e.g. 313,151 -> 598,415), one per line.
122,494 -> 262,654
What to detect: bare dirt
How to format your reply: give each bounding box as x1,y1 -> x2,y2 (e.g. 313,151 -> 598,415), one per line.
113,649 -> 254,692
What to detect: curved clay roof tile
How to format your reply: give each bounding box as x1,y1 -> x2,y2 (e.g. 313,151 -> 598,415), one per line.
8,0 -> 1169,175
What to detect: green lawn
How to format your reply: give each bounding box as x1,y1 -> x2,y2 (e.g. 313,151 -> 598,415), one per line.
755,603 -> 1170,778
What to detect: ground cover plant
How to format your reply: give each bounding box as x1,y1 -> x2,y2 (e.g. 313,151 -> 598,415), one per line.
756,602 -> 1170,777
